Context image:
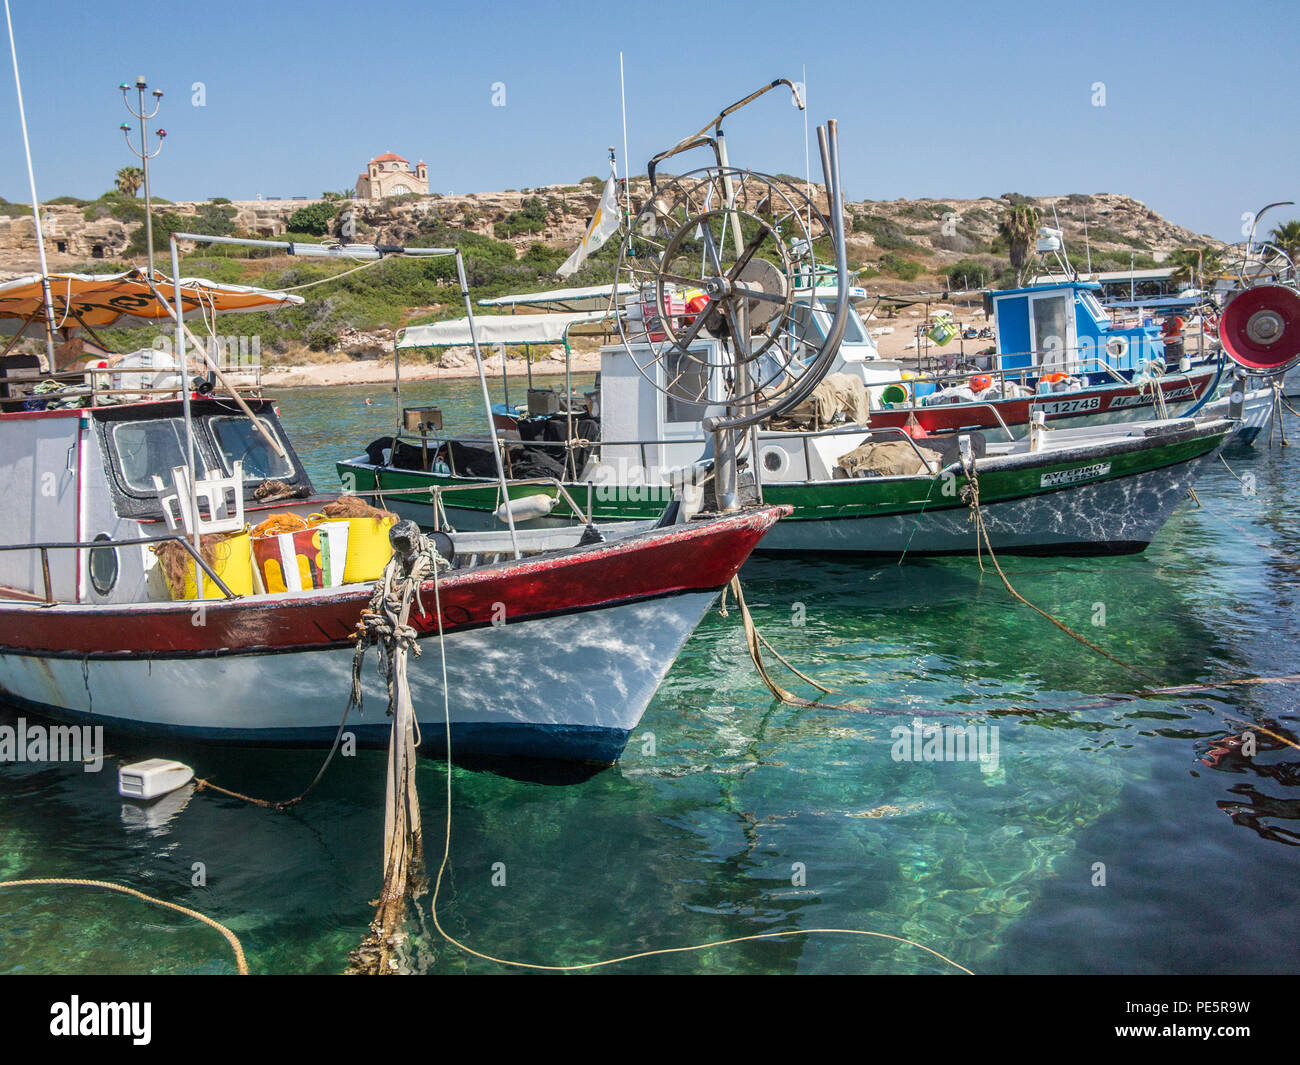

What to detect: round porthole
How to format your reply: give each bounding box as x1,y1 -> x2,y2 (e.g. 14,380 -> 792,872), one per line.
88,533 -> 118,596
761,447 -> 789,475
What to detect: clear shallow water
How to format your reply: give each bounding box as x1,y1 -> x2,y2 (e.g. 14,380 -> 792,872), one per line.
1,378 -> 1296,974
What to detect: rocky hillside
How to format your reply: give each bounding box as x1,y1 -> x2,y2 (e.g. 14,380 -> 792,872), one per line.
0,183 -> 1222,288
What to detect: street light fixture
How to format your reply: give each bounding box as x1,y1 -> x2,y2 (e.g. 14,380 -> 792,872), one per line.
120,77 -> 166,275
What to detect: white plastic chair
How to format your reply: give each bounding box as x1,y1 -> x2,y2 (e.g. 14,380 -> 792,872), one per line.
153,461 -> 244,534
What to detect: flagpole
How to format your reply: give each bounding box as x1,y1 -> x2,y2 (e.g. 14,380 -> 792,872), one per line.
4,0 -> 56,366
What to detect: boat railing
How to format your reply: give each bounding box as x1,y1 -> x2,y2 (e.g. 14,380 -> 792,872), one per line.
0,532 -> 237,604
0,360 -> 263,409
350,476 -> 598,524
869,351 -> 1215,411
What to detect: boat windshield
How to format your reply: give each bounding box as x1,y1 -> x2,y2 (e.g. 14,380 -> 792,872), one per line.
1079,290 -> 1107,324
211,415 -> 295,480
818,299 -> 871,346
111,418 -> 188,492
790,298 -> 871,348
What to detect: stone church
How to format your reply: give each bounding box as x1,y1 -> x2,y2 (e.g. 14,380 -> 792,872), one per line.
355,152 -> 428,200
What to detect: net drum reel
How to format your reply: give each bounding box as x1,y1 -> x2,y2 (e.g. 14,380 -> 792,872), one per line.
617,167 -> 834,415
616,102 -> 850,510
1217,283 -> 1300,376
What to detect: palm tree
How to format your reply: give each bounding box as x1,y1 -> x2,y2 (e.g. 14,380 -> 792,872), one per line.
998,203 -> 1041,286
115,166 -> 144,197
1268,220 -> 1300,276
1168,246 -> 1224,289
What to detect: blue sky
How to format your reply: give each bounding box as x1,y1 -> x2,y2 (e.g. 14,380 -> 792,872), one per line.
3,0 -> 1296,241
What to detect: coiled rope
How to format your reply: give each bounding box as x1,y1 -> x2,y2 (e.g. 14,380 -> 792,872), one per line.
0,877 -> 248,974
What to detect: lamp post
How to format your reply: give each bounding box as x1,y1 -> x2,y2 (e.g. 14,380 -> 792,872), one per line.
120,76 -> 166,275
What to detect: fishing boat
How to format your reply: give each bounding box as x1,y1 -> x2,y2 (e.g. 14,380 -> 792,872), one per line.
335,86 -> 1239,558
342,329 -> 1234,555
0,245 -> 786,765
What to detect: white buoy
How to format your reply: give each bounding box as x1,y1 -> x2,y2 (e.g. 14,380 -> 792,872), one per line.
494,494 -> 556,523
118,758 -> 194,801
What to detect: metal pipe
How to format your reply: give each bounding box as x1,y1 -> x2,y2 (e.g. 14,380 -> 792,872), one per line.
457,251 -> 520,559
704,119 -> 849,433
170,235 -> 203,587
0,534 -> 237,601
141,273 -> 286,458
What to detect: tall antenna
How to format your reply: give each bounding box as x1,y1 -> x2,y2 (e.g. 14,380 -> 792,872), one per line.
4,0 -> 56,365
802,64 -> 811,235
619,51 -> 631,222
120,75 -> 166,276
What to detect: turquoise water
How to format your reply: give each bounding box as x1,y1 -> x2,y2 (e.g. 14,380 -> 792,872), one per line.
1,376 -> 1296,974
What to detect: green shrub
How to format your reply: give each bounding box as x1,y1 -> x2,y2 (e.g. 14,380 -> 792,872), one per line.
493,196 -> 549,239
286,201 -> 337,236
854,215 -> 921,252
942,258 -> 995,289
880,253 -> 923,281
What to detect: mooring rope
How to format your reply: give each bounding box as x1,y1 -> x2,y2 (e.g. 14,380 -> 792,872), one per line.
960,449 -> 1162,683
192,688 -> 356,811
0,877 -> 248,974
421,539 -> 972,975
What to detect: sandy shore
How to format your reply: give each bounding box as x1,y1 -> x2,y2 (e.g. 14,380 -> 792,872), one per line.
255,351 -> 602,389
252,302 -> 992,389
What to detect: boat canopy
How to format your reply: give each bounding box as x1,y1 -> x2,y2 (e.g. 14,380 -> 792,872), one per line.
397,310 -> 610,349
0,267 -> 304,333
477,283 -> 635,313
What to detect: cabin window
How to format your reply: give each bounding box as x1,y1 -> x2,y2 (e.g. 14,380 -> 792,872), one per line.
817,299 -> 870,345
789,303 -> 816,343
110,418 -> 189,492
791,300 -> 869,347
662,349 -> 710,424
1080,290 -> 1106,322
211,416 -> 294,481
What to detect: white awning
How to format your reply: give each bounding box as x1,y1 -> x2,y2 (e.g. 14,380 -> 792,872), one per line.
397,310 -> 611,349
476,283 -> 635,313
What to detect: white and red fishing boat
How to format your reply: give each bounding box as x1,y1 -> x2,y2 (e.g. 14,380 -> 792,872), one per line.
0,252 -> 785,765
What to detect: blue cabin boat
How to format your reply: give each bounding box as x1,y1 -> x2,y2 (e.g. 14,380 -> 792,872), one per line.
990,279 -> 1167,380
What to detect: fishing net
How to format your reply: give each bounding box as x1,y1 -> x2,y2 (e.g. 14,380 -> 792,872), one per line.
320,497 -> 396,522
253,479 -> 310,503
251,513 -> 310,538
152,531 -> 244,596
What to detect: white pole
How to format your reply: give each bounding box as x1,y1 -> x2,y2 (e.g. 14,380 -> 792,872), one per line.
4,0 -> 56,366
171,235 -> 203,589
457,251 -> 520,559
619,51 -> 631,221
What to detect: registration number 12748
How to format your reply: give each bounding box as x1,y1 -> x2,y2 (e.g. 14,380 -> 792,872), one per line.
1034,395 -> 1102,415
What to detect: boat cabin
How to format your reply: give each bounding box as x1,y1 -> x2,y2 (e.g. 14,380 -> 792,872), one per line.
0,394 -> 314,606
990,279 -> 1166,377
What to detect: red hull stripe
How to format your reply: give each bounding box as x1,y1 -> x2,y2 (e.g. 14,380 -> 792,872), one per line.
0,507 -> 785,658
870,371 -> 1214,435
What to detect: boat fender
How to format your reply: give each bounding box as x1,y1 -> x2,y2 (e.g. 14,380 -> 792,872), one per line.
495,494 -> 556,523
119,759 -> 194,801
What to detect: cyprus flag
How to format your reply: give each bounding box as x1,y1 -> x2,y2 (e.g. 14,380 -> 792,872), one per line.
557,174 -> 620,277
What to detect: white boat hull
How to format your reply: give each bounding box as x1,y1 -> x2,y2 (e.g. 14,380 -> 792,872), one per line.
0,591 -> 718,764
